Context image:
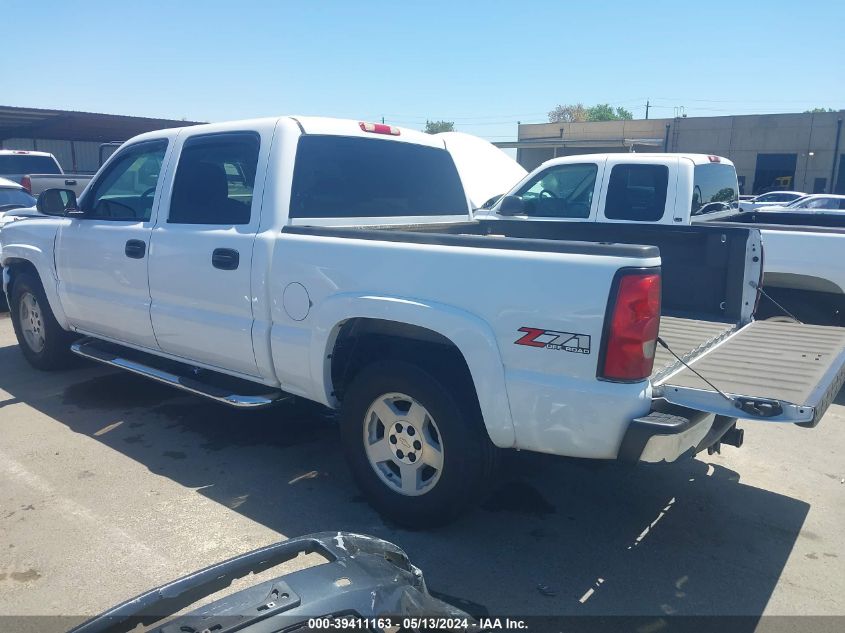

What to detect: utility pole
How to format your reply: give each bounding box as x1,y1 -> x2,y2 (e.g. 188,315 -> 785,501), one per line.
381,116 -> 385,124
645,100 -> 650,120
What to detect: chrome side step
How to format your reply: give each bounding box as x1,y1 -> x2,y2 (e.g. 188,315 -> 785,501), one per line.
71,338 -> 290,409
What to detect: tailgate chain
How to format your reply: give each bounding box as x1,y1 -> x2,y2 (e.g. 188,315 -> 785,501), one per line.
656,336 -> 784,418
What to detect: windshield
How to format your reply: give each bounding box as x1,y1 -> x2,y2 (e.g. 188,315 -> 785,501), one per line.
290,135 -> 467,218
0,154 -> 61,175
791,197 -> 844,210
785,196 -> 811,207
0,187 -> 36,210
691,164 -> 739,215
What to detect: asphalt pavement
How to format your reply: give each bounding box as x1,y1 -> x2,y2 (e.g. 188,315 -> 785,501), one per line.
0,312 -> 843,630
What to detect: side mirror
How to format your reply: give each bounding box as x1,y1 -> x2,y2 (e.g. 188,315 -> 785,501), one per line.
497,195 -> 525,216
37,188 -> 81,216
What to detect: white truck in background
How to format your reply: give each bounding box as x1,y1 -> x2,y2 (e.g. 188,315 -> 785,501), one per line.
478,152 -> 845,325
0,149 -> 94,197
4,121 -> 845,527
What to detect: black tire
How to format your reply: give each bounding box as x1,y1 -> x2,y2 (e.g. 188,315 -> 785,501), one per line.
340,359 -> 498,528
9,272 -> 76,370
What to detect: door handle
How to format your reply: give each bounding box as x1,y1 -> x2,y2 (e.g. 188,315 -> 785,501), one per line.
64,179 -> 77,186
212,248 -> 239,270
125,239 -> 146,259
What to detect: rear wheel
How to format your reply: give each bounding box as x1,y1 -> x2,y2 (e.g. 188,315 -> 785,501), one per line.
9,272 -> 76,370
340,360 -> 498,527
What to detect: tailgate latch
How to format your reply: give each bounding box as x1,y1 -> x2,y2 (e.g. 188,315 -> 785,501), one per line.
735,397 -> 783,418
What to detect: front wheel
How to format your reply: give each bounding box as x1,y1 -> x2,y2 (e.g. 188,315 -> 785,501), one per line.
340,360 -> 498,528
9,272 -> 76,370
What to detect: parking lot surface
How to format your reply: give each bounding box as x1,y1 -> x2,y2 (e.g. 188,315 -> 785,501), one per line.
0,311 -> 843,626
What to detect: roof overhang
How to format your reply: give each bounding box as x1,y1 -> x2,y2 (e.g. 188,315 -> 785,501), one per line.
0,105 -> 204,142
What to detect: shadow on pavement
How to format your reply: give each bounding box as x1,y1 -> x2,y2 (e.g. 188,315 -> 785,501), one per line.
0,339 -> 812,623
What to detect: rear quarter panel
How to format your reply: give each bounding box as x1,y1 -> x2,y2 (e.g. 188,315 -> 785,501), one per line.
268,233 -> 659,458
760,228 -> 845,293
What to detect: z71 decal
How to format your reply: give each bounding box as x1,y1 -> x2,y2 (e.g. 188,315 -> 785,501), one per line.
515,327 -> 591,354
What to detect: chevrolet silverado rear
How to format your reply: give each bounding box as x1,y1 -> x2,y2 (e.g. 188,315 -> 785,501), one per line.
4,119 -> 845,528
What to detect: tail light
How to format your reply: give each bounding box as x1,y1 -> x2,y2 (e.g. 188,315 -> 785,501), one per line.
20,175 -> 31,192
600,271 -> 661,382
359,121 -> 400,136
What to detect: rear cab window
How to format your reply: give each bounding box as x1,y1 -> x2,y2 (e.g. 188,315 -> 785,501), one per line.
0,154 -> 61,175
691,163 -> 739,216
290,135 -> 467,219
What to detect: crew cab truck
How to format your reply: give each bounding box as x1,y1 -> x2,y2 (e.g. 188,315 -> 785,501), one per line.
480,152 -> 845,326
4,121 -> 845,527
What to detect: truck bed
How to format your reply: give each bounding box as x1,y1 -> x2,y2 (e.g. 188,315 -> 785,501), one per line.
285,219 -> 761,392
705,210 -> 845,232
652,316 -> 735,380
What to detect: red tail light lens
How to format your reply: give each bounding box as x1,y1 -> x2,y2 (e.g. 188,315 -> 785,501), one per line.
601,272 -> 661,381
20,175 -> 31,192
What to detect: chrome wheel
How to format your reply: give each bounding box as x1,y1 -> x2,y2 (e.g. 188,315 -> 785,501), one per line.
19,291 -> 45,354
363,392 -> 444,496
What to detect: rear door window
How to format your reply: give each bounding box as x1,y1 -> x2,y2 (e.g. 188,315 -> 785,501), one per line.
605,164 -> 669,221
290,135 -> 467,218
168,132 -> 259,225
691,164 -> 739,216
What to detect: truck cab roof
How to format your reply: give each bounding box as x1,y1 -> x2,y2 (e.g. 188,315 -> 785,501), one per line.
537,152 -> 734,168
120,116 -> 445,149
0,149 -> 56,158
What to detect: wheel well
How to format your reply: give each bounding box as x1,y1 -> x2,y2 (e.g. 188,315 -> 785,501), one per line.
3,258 -> 39,297
329,318 -> 477,404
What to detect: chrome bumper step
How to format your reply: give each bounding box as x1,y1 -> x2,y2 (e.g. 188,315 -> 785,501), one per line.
71,338 -> 290,409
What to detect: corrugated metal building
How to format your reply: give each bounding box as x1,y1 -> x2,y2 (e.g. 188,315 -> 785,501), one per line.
498,111 -> 845,195
0,106 -> 204,173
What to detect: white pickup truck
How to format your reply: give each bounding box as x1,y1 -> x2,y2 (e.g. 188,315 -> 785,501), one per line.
481,152 -> 845,326
4,121 -> 845,527
0,149 -> 94,197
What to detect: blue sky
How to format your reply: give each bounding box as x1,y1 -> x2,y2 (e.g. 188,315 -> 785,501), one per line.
3,0 -> 844,142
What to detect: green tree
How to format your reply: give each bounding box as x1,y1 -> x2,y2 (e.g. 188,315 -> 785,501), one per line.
424,120 -> 455,134
586,104 -> 634,121
549,103 -> 634,123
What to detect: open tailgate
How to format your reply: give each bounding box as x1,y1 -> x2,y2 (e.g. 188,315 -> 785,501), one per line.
653,320 -> 845,426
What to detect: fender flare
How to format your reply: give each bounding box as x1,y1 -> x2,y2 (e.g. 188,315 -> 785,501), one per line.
2,244 -> 70,330
312,293 -> 516,448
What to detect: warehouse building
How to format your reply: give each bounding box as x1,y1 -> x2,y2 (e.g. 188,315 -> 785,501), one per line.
0,105 -> 203,173
500,111 -> 845,195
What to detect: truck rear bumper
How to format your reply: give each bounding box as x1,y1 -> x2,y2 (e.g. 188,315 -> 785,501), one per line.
618,406 -> 717,463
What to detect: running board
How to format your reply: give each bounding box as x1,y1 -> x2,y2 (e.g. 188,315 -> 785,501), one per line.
70,338 -> 290,409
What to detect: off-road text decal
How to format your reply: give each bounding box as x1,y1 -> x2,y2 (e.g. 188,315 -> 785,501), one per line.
515,327 -> 591,354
